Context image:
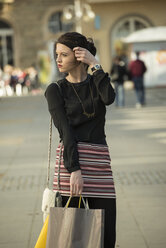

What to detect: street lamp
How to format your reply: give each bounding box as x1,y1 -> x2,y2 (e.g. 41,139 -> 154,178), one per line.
62,0 -> 95,33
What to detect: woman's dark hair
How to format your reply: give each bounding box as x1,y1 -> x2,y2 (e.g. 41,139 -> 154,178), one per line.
54,32 -> 96,59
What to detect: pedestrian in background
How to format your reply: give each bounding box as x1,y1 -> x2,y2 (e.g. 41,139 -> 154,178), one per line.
45,32 -> 116,248
128,51 -> 147,108
110,56 -> 128,107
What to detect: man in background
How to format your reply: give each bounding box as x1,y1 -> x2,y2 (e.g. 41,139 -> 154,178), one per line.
129,51 -> 147,108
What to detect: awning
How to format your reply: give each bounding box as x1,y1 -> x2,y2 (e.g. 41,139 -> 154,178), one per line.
123,26 -> 166,43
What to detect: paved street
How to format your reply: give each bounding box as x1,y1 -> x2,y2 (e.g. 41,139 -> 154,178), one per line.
0,87 -> 166,248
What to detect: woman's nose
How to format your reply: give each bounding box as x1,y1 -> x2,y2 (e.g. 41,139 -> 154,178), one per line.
56,55 -> 61,63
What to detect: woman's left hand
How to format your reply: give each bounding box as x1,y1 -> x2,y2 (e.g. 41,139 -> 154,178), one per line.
73,47 -> 99,67
70,170 -> 84,196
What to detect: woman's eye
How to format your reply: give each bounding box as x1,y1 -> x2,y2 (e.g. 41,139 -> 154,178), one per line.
55,53 -> 67,58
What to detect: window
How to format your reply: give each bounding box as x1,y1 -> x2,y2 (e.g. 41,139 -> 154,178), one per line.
111,16 -> 151,58
0,20 -> 14,68
134,20 -> 146,31
0,20 -> 10,29
115,17 -> 148,38
48,11 -> 73,34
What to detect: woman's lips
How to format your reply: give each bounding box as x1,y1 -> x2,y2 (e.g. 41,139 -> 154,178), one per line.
58,64 -> 62,68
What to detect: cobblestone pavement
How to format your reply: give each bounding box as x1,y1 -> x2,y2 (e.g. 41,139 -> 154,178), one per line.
0,87 -> 166,248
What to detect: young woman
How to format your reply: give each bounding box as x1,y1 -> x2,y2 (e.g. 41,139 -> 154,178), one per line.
45,32 -> 116,248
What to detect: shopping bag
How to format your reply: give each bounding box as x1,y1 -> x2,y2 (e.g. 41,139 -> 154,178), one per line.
34,215 -> 49,248
46,197 -> 105,248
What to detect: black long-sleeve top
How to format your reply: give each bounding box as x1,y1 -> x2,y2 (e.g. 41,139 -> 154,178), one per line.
45,69 -> 115,173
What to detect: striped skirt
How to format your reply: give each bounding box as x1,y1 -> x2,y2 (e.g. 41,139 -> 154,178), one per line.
53,142 -> 116,198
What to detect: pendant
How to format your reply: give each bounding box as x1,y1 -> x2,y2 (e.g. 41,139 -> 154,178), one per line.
83,111 -> 95,118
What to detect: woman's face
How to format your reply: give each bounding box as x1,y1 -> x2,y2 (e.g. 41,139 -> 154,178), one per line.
55,43 -> 78,73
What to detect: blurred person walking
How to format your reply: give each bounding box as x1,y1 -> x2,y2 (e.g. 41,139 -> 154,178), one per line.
24,67 -> 39,92
110,56 -> 128,107
10,68 -> 19,93
129,51 -> 147,108
3,65 -> 13,96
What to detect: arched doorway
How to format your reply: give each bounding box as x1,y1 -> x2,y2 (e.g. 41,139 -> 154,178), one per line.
0,20 -> 14,69
111,15 -> 152,62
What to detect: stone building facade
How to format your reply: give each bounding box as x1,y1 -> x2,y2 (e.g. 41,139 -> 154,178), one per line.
0,0 -> 166,75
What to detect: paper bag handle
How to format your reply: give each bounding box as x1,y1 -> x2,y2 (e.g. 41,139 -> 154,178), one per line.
65,196 -> 89,209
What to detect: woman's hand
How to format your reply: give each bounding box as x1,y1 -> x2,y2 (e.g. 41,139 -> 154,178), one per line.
73,47 -> 99,68
70,170 -> 84,196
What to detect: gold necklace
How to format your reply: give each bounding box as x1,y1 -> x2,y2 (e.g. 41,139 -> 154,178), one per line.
71,81 -> 95,118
